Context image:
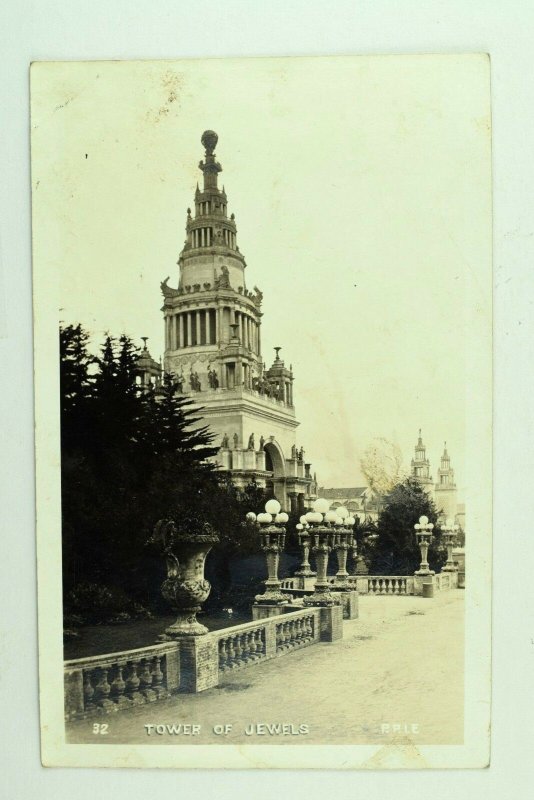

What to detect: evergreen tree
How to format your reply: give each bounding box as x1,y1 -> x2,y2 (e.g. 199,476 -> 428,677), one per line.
369,477 -> 446,575
60,323 -> 269,624
59,323 -> 95,450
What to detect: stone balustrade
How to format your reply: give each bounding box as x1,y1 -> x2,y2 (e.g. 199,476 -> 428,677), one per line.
357,576 -> 414,595
281,572 -> 458,598
216,609 -> 320,674
64,642 -> 180,721
64,607 -> 340,716
280,578 -> 296,590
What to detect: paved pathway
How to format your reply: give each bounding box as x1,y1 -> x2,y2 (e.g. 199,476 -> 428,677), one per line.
67,589 -> 464,746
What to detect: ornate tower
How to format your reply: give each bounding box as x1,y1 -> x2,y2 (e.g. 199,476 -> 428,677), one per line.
434,442 -> 457,520
160,131 -> 314,512
410,429 -> 434,496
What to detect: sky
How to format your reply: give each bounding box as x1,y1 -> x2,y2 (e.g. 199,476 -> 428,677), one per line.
31,55 -> 492,493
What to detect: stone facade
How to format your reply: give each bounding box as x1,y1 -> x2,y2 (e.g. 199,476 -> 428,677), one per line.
319,486 -> 381,523
153,131 -> 316,511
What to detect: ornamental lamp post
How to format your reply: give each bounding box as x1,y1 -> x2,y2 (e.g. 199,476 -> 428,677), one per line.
330,506 -> 356,590
247,499 -> 289,605
414,515 -> 435,576
302,498 -> 338,607
295,515 -> 316,578
441,517 -> 459,572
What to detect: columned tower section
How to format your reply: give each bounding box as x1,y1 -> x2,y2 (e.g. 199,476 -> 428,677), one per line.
434,442 -> 457,520
410,429 -> 434,497
162,129 -> 262,392
160,131 -> 314,511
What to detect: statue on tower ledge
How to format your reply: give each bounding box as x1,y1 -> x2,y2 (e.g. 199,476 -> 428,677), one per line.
207,367 -> 219,389
189,370 -> 201,392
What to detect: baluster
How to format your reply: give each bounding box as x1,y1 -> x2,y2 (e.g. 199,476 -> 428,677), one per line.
245,631 -> 255,660
226,636 -> 236,668
243,631 -> 254,664
239,632 -> 250,663
152,656 -> 165,696
111,663 -> 133,708
255,628 -> 265,656
306,616 -> 314,640
286,621 -> 295,647
234,633 -> 244,665
95,667 -> 112,708
276,624 -> 284,651
296,618 -> 304,642
140,659 -> 156,701
289,621 -> 296,647
111,664 -> 126,699
282,622 -> 290,648
126,661 -> 144,704
140,659 -> 153,689
219,639 -> 229,671
293,620 -> 301,645
83,670 -> 95,710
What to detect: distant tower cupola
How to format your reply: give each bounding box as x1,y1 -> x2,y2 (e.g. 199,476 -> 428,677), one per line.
410,429 -> 433,495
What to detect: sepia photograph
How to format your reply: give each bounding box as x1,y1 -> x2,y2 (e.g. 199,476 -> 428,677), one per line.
31,54 -> 492,769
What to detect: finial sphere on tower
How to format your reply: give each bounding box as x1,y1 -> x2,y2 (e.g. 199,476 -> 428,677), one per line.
201,130 -> 218,154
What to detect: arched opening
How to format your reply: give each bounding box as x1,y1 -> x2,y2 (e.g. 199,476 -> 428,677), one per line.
263,441 -> 285,478
263,440 -> 286,503
264,448 -> 274,473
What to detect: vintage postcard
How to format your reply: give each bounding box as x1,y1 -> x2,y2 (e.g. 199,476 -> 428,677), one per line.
32,54 -> 492,769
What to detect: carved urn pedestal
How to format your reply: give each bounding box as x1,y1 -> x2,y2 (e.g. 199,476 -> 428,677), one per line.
155,525 -> 219,639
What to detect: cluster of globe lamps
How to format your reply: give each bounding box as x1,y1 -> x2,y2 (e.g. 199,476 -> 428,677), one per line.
247,497 -> 357,606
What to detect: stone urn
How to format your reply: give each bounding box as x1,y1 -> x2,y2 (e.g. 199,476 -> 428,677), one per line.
150,517 -> 219,638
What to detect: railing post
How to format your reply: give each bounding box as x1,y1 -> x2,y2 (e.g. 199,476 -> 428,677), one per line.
64,668 -> 84,720
178,635 -> 219,693
319,605 -> 343,642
